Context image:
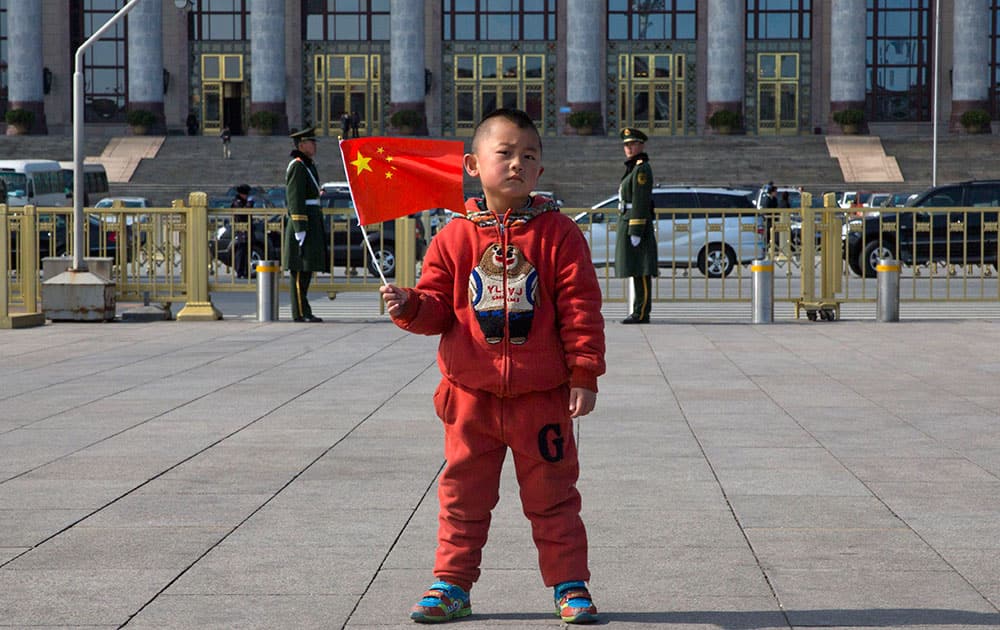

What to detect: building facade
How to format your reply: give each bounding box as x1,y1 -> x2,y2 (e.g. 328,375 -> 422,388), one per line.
0,1 -> 996,138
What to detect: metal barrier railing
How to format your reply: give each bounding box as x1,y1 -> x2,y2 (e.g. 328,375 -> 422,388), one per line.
5,198 -> 998,324
2,194 -> 419,323
565,206 -> 769,305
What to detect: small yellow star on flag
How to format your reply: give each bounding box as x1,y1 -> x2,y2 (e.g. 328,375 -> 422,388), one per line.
351,151 -> 373,175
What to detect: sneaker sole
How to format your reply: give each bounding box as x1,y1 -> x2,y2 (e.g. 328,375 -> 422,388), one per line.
410,607 -> 472,623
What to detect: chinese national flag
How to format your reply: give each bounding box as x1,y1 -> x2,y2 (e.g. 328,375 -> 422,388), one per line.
339,137 -> 465,226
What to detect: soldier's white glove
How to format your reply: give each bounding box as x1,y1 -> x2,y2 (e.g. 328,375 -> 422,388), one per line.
630,235 -> 641,247
295,231 -> 306,246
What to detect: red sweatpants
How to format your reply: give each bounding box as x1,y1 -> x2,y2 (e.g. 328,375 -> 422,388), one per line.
431,379 -> 590,592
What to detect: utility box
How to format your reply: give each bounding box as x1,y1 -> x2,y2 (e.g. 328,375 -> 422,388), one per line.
41,267 -> 116,322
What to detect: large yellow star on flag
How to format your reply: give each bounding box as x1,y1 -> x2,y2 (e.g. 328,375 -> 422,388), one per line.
351,151 -> 373,176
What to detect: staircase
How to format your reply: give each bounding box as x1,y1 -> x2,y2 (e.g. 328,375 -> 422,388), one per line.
3,132 -> 999,207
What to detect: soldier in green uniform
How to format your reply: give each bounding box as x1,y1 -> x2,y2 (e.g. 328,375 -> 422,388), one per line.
615,127 -> 657,324
282,127 -> 325,322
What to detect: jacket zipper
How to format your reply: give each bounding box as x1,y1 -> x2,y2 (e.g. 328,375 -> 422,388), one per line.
498,209 -> 512,398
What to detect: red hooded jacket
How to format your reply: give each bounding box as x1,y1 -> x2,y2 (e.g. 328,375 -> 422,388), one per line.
391,196 -> 606,397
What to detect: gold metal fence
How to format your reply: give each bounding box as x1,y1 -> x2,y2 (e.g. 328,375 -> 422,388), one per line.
2,193 -> 419,325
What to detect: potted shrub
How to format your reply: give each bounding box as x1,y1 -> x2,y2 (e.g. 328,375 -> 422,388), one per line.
960,108 -> 991,134
4,108 -> 34,135
249,110 -> 279,135
707,109 -> 740,134
566,110 -> 601,135
832,108 -> 864,134
389,109 -> 422,134
126,109 -> 157,135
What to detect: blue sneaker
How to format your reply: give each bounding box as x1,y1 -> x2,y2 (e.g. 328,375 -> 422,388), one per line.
410,581 -> 471,623
554,581 -> 598,624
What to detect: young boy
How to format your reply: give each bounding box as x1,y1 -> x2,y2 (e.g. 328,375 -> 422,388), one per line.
380,108 -> 606,624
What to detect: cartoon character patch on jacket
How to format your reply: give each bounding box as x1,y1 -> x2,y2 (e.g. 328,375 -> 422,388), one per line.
468,242 -> 537,344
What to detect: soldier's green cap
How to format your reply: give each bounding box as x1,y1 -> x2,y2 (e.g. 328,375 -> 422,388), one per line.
290,127 -> 317,143
620,127 -> 648,144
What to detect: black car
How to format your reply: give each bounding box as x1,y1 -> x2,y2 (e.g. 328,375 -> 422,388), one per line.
845,180 -> 1000,277
210,185 -> 426,278
11,212 -> 131,270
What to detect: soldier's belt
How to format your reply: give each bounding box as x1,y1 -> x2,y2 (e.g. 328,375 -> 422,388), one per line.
628,219 -> 647,226
290,214 -> 308,221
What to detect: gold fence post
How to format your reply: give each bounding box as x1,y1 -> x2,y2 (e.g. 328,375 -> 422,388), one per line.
395,216 -> 416,289
21,204 -> 39,313
176,192 -> 222,321
0,204 -> 45,328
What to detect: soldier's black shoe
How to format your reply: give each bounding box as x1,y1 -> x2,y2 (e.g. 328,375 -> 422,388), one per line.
621,315 -> 650,324
304,315 -> 323,323
293,317 -> 305,322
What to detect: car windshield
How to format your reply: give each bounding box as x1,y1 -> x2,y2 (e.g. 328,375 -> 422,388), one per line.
0,173 -> 27,196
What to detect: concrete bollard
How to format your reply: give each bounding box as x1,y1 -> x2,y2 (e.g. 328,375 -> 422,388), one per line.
751,259 -> 774,324
256,260 -> 280,322
876,258 -> 900,322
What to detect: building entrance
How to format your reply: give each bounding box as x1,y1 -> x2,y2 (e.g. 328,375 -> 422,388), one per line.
452,54 -> 545,135
617,53 -> 686,136
314,54 -> 382,137
757,53 -> 799,134
200,54 -> 244,136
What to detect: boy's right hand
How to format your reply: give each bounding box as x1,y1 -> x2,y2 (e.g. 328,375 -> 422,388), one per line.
380,283 -> 408,317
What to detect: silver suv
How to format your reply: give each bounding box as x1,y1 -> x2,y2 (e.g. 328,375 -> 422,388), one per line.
575,186 -> 766,277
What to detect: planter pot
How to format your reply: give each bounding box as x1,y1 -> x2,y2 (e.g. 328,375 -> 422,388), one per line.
396,125 -> 414,135
962,125 -> 987,135
839,123 -> 860,135
572,125 -> 593,136
6,123 -> 29,135
712,125 -> 732,135
130,125 -> 148,136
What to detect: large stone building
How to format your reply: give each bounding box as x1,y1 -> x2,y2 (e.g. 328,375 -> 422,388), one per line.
1,1 -> 995,139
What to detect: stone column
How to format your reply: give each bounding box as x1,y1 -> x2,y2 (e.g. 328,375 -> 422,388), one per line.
829,0 -> 866,127
950,0 -> 989,130
566,0 -> 603,134
706,0 -> 744,132
250,0 -> 287,134
390,0 -> 426,134
127,0 -> 165,133
7,0 -> 46,133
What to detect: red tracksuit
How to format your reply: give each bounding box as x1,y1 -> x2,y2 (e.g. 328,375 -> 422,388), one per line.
391,196 -> 606,591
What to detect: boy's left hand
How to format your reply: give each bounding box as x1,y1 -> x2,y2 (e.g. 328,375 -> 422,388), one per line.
569,388 -> 596,418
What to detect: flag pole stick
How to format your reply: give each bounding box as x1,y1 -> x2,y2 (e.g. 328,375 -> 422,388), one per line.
339,138 -> 389,286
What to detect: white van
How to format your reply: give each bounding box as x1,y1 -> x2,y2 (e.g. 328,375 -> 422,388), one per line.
58,161 -> 110,206
0,159 -> 67,207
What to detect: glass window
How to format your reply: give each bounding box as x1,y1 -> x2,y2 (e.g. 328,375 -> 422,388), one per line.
444,0 -> 555,40
866,0 -> 931,122
76,0 -> 128,122
991,1 -> 1000,116
305,0 -> 390,41
746,0 -> 811,39
191,0 -> 248,41
0,0 -> 7,117
608,0 -> 696,40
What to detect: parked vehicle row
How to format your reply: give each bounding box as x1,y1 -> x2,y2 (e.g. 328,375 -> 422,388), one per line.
576,186 -> 766,278
209,181 -> 426,278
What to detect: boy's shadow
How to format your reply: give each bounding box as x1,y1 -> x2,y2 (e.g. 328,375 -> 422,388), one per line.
476,608 -> 1000,627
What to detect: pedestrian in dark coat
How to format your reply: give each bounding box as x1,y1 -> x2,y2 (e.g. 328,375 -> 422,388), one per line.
351,110 -> 361,137
341,112 -> 351,139
282,127 -> 325,322
615,127 -> 657,324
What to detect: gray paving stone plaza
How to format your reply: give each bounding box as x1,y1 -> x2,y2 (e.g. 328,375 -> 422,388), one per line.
1,305 -> 999,629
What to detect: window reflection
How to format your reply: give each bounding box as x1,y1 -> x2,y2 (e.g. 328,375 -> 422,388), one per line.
746,0 -> 811,39
609,1 -> 696,40
444,0 -> 555,40
192,0 -> 247,41
305,0 -> 389,41
866,0 -> 931,122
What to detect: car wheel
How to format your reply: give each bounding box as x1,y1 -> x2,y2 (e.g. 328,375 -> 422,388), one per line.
698,243 -> 737,278
861,239 -> 894,278
367,241 -> 396,277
